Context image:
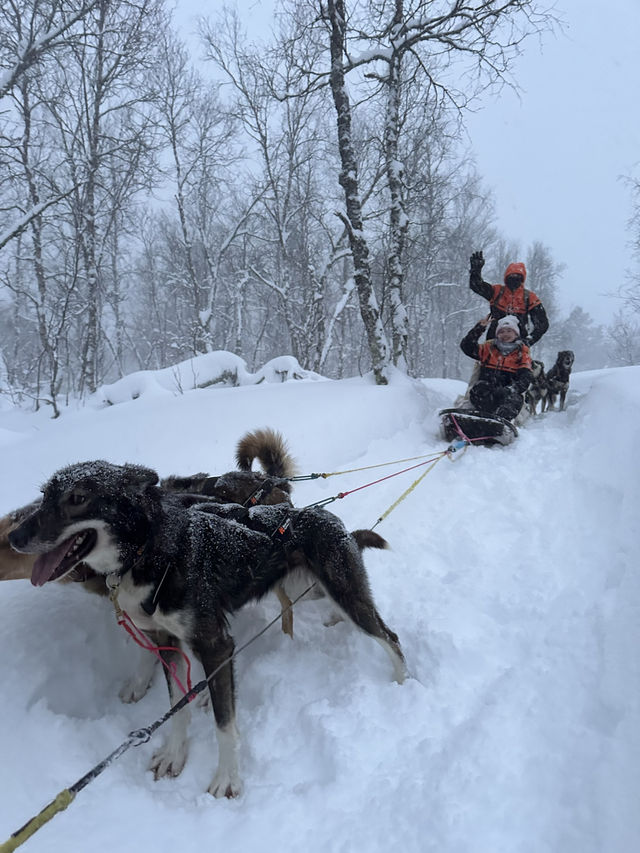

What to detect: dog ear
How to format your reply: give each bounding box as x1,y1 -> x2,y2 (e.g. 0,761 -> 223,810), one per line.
122,464 -> 159,491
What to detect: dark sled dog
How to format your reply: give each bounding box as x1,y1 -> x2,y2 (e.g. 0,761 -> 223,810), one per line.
0,429 -> 299,698
0,428 -> 295,586
161,427 -> 295,508
9,460 -> 407,798
543,350 -> 575,412
525,359 -> 548,416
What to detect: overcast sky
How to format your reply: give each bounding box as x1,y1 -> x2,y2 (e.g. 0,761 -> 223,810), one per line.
178,0 -> 640,326
465,0 -> 640,324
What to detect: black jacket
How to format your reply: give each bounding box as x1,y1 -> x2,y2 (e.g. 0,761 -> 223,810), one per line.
469,271 -> 549,346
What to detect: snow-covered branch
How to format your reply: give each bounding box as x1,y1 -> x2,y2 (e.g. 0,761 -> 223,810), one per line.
0,190 -> 72,251
0,1 -> 103,100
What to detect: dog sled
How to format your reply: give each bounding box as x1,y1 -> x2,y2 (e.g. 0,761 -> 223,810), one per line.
438,407 -> 519,447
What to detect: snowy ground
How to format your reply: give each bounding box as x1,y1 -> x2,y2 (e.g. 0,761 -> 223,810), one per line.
0,362 -> 638,853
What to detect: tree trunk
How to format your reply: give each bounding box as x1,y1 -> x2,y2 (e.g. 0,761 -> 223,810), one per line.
327,0 -> 390,384
384,4 -> 409,369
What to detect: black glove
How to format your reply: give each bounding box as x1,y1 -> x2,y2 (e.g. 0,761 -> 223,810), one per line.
470,250 -> 484,274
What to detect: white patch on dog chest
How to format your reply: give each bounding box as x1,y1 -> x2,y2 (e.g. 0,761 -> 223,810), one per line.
115,573 -> 193,638
115,575 -> 155,629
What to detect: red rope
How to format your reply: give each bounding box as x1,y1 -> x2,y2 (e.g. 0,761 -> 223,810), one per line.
117,610 -> 194,699
450,413 -> 494,445
335,453 -> 446,499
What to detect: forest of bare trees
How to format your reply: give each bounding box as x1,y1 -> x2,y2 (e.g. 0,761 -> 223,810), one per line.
0,0 -> 624,414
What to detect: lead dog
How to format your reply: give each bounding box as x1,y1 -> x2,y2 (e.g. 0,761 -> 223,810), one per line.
0,428 -> 340,640
9,460 -> 406,798
544,350 -> 575,411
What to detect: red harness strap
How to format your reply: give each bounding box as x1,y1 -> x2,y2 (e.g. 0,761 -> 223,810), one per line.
117,609 -> 194,698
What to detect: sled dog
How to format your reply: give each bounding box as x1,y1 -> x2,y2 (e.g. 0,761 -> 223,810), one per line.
544,350 -> 575,411
0,429 -> 299,697
9,460 -> 406,798
0,428 -> 295,587
0,500 -> 39,582
525,359 -> 548,416
161,427 -> 295,508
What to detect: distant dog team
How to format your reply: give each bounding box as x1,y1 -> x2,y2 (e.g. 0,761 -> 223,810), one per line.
525,350 -> 575,414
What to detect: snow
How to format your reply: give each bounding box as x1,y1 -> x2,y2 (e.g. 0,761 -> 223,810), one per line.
92,353 -> 325,407
0,359 -> 638,852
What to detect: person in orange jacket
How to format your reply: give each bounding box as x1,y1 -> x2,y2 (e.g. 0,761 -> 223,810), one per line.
469,251 -> 549,346
460,314 -> 533,420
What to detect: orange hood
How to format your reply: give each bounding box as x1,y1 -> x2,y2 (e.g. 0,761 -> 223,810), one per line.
503,262 -> 527,283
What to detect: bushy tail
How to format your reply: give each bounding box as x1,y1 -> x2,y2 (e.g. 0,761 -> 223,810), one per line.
235,428 -> 297,478
351,529 -> 389,551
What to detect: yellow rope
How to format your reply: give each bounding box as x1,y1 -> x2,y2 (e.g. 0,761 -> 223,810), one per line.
372,456 -> 443,528
314,451 -> 446,479
0,789 -> 75,853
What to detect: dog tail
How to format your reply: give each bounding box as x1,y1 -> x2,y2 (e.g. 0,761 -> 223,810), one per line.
236,428 -> 297,478
351,529 -> 389,551
161,473 -> 209,493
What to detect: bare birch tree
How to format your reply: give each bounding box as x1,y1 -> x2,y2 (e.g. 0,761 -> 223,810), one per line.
324,0 -> 392,384
278,0 -> 555,382
0,0 -> 102,99
153,31 -> 245,356
202,8 -> 356,372
43,0 -> 166,394
0,0 -> 104,248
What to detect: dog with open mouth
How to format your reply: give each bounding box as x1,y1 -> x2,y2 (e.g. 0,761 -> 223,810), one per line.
9,459 -> 406,798
0,428 -> 299,700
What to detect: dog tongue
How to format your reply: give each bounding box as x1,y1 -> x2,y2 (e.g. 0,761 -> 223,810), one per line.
31,537 -> 76,587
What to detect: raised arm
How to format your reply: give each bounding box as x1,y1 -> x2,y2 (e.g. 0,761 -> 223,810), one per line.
460,317 -> 489,360
469,251 -> 493,301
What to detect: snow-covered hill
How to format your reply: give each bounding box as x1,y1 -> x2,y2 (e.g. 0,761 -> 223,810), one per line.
0,363 -> 638,853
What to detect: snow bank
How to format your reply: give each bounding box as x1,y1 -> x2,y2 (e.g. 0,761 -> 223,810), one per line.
92,353 -> 325,407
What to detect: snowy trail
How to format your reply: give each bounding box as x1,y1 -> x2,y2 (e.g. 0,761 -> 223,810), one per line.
407,375 -> 640,852
0,367 -> 637,853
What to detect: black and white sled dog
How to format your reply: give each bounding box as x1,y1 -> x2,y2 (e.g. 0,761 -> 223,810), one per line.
0,428 -> 299,702
525,359 -> 548,416
544,350 -> 575,411
9,460 -> 407,798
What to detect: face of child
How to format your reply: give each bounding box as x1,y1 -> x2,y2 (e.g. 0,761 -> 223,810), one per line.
497,326 -> 518,343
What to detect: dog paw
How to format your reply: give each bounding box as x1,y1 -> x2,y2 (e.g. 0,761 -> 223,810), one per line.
149,743 -> 188,779
195,690 -> 210,709
119,676 -> 153,704
119,652 -> 157,703
323,610 -> 344,627
208,769 -> 243,799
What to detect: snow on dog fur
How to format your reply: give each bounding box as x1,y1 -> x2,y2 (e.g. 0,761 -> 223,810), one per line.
9,460 -> 407,798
